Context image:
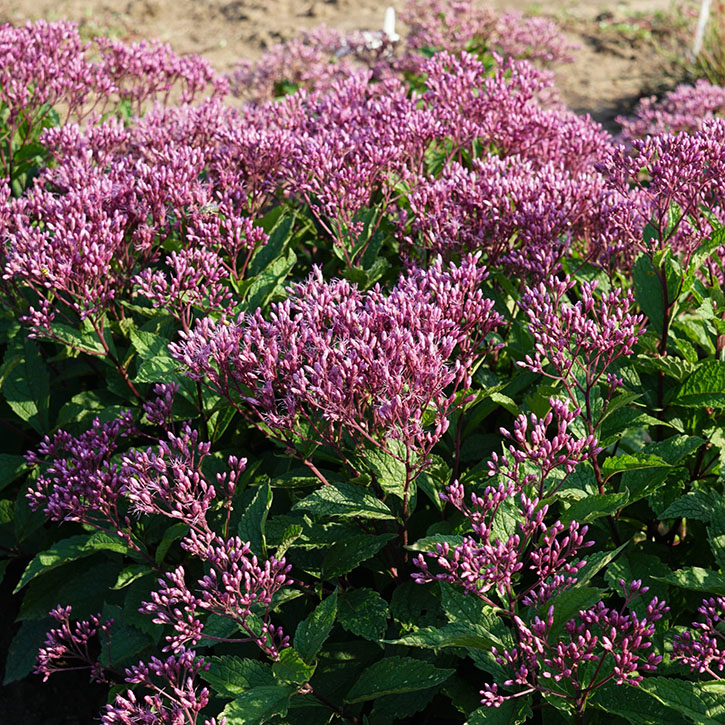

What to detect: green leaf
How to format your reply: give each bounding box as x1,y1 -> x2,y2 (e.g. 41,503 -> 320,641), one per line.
49,320 -> 105,354
321,533 -> 395,578
222,685 -> 296,724
201,656 -> 274,698
111,564 -> 151,590
387,622 -> 498,651
129,328 -> 170,359
677,361 -> 725,407
3,618 -> 50,684
547,587 -> 603,638
655,567 -> 725,594
406,534 -> 464,553
338,588 -> 389,642
593,680 -> 690,725
272,647 -> 316,684
275,524 -> 303,559
237,482 -> 272,557
561,492 -> 629,524
246,248 -> 296,310
14,532 -> 128,592
633,252 -> 682,336
361,442 -> 407,499
155,522 -> 188,564
344,656 -> 454,703
247,212 -> 294,278
639,677 -> 722,724
709,507 -> 725,570
294,591 -> 337,664
103,604 -> 152,666
660,491 -> 718,522
2,338 -> 50,432
292,481 -> 396,520
467,698 -> 533,725
576,542 -> 629,587
621,436 -> 705,501
601,454 -> 670,482
0,454 -> 27,494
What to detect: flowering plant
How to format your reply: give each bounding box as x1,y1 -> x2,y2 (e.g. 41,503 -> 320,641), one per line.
2,6 -> 725,724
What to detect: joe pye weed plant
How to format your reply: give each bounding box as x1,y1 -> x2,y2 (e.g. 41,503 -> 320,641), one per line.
4,2 -> 725,723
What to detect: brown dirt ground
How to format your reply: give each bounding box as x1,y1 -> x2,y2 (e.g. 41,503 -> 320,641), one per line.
0,0 -> 694,127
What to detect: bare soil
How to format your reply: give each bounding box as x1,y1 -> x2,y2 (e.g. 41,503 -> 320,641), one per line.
0,0 -> 692,127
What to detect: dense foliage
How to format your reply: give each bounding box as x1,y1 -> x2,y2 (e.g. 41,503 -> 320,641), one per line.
3,3 -> 725,723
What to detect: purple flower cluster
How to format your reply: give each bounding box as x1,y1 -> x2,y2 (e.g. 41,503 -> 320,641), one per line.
488,398 -> 601,497
619,80 -> 725,142
413,482 -> 593,607
30,418 -> 292,722
170,256 -> 502,467
26,411 -> 136,532
599,119 -> 725,265
35,605 -> 113,683
399,0 -> 576,72
483,580 -> 668,709
102,650 -> 222,725
520,276 -> 645,419
0,20 -> 225,178
673,596 -> 725,678
406,155 -> 605,278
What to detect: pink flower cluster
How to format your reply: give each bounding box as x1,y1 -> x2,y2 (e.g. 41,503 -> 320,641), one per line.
482,580 -> 668,708
520,275 -> 645,408
0,20 -> 226,178
400,0 -> 576,72
170,256 -> 502,463
412,482 -> 593,607
673,596 -> 725,678
619,80 -> 725,142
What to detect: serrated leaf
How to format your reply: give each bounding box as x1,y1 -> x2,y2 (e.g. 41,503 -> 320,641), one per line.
293,481 -> 396,520
294,591 -> 337,664
622,436 -> 705,501
387,622 -> 497,651
0,454 -> 27,494
201,656 -> 274,698
639,677 -> 722,724
361,442 -> 407,499
576,542 -> 628,587
276,524 -> 303,558
655,567 -> 725,594
561,492 -> 629,524
660,491 -> 718,522
237,482 -> 272,557
222,684 -> 295,724
467,698 -> 533,725
708,507 -> 725,569
273,647 -> 316,684
338,588 -> 389,642
593,680 -> 689,725
14,532 -> 128,592
602,454 -> 670,481
677,361 -> 725,407
321,533 -> 395,578
2,338 -> 50,433
344,656 -> 454,703
111,564 -> 151,590
48,320 -> 105,354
